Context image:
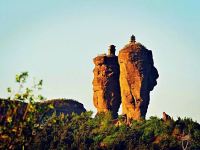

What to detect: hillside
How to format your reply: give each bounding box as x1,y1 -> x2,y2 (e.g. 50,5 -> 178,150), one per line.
1,109 -> 200,149
0,98 -> 86,124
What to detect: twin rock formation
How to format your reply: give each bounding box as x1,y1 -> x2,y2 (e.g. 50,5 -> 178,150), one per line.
93,35 -> 159,120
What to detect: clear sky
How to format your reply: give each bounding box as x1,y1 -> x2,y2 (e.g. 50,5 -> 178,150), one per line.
0,0 -> 200,122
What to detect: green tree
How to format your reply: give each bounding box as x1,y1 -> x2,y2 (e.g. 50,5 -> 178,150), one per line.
4,72 -> 45,149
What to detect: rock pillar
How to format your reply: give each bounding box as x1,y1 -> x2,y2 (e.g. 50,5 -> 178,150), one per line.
118,36 -> 159,120
93,45 -> 121,118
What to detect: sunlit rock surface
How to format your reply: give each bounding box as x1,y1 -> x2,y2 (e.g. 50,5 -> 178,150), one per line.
118,36 -> 159,120
93,45 -> 121,118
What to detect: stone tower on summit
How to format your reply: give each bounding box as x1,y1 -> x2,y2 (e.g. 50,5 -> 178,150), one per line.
92,35 -> 159,120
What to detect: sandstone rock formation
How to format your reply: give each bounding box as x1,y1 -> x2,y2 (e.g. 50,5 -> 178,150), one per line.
118,35 -> 159,120
93,45 -> 121,118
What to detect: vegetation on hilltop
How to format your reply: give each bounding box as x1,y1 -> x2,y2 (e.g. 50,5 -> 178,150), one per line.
1,110 -> 200,149
0,72 -> 200,149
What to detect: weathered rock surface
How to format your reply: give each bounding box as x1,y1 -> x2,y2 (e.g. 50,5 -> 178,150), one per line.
93,45 -> 121,118
118,38 -> 159,120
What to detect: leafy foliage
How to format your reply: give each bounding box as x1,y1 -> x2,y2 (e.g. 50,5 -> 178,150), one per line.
7,71 -> 44,102
2,108 -> 200,149
0,72 -> 200,149
0,72 -> 46,149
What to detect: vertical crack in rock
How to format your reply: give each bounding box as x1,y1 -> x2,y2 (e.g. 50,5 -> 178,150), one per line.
118,35 -> 159,120
93,45 -> 121,118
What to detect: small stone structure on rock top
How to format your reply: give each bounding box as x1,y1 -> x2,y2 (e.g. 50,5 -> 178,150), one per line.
92,35 -> 159,120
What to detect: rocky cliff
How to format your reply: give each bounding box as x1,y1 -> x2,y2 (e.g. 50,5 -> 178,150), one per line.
93,45 -> 121,118
118,35 -> 159,120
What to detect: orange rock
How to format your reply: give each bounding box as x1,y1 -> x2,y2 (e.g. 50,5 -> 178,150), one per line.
93,45 -> 121,118
162,112 -> 171,122
118,39 -> 159,120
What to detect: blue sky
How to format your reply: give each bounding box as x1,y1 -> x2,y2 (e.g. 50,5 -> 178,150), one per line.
0,0 -> 200,122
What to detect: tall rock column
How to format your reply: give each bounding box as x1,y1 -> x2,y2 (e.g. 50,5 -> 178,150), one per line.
93,45 -> 121,118
118,35 -> 159,120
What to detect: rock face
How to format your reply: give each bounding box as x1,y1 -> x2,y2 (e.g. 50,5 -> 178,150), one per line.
93,45 -> 121,118
118,36 -> 159,120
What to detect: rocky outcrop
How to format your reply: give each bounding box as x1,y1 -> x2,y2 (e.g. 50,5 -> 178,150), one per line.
92,35 -> 159,120
0,98 -> 86,124
162,112 -> 172,122
93,45 -> 121,118
118,35 -> 159,120
38,99 -> 86,121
